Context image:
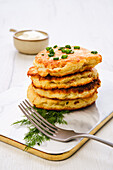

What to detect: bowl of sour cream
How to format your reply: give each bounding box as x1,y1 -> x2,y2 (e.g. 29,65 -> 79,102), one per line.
11,29 -> 49,54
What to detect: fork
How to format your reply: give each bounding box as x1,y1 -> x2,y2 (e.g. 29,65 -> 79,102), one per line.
18,99 -> 113,147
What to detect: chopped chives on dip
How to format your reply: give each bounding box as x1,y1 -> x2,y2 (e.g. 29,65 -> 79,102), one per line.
53,57 -> 59,60
61,55 -> 68,59
91,51 -> 98,54
74,46 -> 80,49
65,45 -> 71,49
53,45 -> 58,48
41,54 -> 44,56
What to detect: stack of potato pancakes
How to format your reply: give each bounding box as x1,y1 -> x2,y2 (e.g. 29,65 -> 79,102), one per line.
27,45 -> 102,110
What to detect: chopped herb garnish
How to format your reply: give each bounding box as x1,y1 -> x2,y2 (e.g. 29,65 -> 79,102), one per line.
49,48 -> 55,54
66,49 -> 73,54
65,45 -> 71,49
61,48 -> 66,53
61,49 -> 74,54
48,53 -> 54,57
65,49 -> 71,54
12,106 -> 70,149
91,51 -> 98,54
58,47 -> 65,50
46,47 -> 52,51
61,55 -> 68,59
53,57 -> 59,60
46,47 -> 55,57
70,51 -> 74,54
53,45 -> 58,48
74,46 -> 80,49
41,54 -> 44,56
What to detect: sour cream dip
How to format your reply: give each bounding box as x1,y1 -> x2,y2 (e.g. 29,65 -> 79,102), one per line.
18,30 -> 47,40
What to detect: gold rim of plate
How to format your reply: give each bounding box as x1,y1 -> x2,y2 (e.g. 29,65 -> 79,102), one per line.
0,111 -> 113,161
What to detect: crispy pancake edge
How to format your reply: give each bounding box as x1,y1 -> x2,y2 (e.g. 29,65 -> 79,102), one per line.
33,47 -> 102,77
33,79 -> 101,100
27,84 -> 98,110
28,67 -> 99,89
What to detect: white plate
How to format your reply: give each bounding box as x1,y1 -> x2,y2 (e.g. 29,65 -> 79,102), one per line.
0,69 -> 113,154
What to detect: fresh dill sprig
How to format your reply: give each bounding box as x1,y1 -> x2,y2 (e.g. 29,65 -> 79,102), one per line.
12,119 -> 31,126
12,106 -> 70,149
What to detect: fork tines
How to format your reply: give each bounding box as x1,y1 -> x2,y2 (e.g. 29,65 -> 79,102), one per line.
18,99 -> 58,139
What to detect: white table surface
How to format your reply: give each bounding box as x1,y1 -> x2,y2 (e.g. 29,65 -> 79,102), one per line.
0,0 -> 113,169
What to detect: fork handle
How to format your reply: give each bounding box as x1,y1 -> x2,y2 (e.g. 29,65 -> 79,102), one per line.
74,134 -> 113,147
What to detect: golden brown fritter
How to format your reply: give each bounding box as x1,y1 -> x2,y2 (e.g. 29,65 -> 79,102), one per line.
28,67 -> 99,89
33,47 -> 102,77
33,79 -> 100,100
27,84 -> 98,110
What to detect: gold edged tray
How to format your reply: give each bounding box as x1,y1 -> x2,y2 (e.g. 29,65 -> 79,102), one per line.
0,69 -> 113,160
0,111 -> 113,161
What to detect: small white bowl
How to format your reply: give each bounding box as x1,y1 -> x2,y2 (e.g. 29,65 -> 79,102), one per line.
12,29 -> 49,55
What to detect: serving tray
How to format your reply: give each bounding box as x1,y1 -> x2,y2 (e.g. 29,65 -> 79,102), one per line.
0,69 -> 113,161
